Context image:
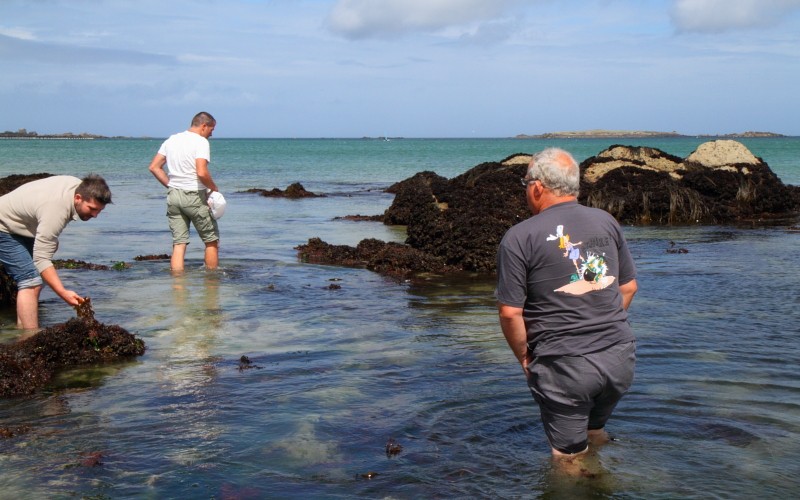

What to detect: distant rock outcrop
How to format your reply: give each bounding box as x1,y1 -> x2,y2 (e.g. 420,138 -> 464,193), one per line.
515,130 -> 784,139
241,182 -> 324,198
298,141 -> 800,277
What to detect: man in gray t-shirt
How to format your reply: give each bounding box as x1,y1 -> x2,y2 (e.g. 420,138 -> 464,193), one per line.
496,148 -> 638,463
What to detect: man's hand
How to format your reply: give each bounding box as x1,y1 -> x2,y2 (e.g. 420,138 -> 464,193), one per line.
60,290 -> 84,307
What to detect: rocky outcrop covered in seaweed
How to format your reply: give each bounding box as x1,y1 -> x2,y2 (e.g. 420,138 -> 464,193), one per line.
0,315 -> 146,397
579,140 -> 800,224
297,141 -> 800,277
297,153 -> 532,275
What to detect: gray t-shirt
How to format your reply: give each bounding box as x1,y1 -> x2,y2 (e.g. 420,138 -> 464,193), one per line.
495,200 -> 636,356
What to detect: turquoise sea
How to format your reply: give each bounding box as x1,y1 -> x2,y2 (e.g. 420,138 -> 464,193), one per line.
1,137 -> 799,498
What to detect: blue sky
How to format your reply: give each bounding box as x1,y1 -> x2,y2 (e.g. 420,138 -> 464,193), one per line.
1,0 -> 799,138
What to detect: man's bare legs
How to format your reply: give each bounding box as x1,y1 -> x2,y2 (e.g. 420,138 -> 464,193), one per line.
550,428 -> 612,477
171,240 -> 218,271
16,285 -> 42,330
587,428 -> 611,447
171,243 -> 187,272
204,240 -> 219,270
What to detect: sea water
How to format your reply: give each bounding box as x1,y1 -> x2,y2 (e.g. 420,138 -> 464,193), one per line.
0,137 -> 799,498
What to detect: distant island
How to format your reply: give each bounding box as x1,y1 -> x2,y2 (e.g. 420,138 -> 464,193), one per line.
515,130 -> 785,139
0,128 -> 112,140
0,127 -> 788,140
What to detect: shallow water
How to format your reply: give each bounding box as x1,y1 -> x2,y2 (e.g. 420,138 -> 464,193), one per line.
1,138 -> 799,498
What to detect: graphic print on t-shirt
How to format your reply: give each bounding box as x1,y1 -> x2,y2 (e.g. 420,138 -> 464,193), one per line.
546,224 -> 616,296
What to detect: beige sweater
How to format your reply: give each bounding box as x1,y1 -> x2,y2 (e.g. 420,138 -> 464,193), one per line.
0,175 -> 81,273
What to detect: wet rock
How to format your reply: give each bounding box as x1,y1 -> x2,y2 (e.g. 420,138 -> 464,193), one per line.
0,173 -> 52,196
241,182 -> 325,198
581,141 -> 800,224
383,171 -> 450,225
0,316 -> 146,397
297,153 -> 531,274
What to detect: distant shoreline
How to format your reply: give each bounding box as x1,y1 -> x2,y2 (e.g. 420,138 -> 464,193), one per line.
514,130 -> 785,139
0,131 -> 127,140
0,129 -> 790,140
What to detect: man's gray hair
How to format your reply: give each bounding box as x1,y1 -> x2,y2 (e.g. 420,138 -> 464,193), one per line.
527,147 -> 580,197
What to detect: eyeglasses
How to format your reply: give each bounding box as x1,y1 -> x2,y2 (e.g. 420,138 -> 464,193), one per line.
520,177 -> 537,187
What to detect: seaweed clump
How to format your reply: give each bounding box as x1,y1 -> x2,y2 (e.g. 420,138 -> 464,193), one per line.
296,237 -> 453,279
241,182 -> 325,198
0,298 -> 145,397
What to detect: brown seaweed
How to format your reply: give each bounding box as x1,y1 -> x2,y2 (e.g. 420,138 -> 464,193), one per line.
0,300 -> 146,397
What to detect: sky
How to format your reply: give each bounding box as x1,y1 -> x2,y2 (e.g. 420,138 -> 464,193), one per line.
1,0 -> 799,138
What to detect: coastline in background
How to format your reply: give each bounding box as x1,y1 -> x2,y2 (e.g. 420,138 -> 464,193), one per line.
1,128 -> 794,140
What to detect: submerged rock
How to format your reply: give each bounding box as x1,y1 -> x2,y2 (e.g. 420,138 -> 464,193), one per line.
298,141 -> 800,276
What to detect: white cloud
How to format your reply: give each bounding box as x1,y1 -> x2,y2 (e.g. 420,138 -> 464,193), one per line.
326,0 -> 523,39
0,26 -> 37,40
0,33 -> 176,65
671,0 -> 800,33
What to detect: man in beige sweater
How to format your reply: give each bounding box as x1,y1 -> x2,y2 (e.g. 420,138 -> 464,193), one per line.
0,174 -> 112,329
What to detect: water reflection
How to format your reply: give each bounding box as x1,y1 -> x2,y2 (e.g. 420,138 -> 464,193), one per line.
153,270 -> 226,469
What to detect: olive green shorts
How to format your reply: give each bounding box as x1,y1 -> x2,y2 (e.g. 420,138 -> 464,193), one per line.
166,188 -> 219,245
